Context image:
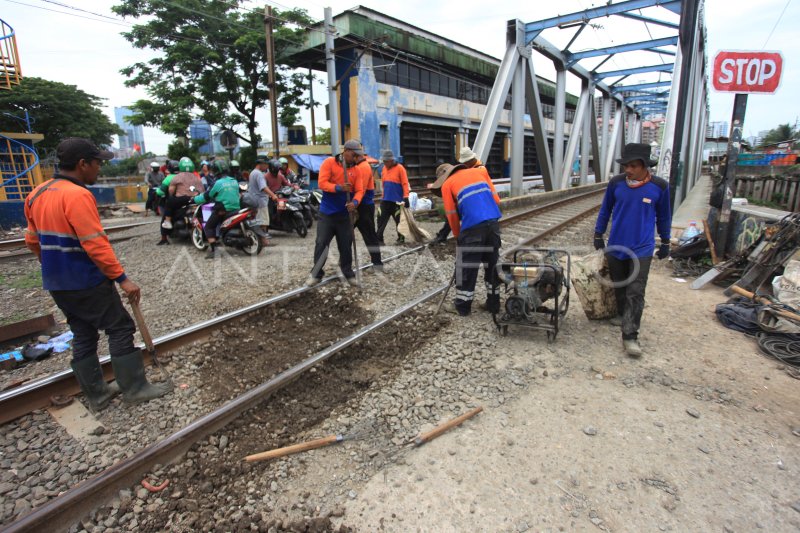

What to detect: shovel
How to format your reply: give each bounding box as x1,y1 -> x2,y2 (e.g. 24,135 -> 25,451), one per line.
435,272 -> 456,315
130,300 -> 172,384
244,419 -> 376,463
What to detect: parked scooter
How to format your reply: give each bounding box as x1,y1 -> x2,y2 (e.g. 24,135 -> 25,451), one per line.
190,203 -> 263,255
290,188 -> 316,230
268,186 -> 309,238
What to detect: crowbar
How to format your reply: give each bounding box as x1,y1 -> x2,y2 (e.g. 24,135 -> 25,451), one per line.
130,300 -> 172,384
413,406 -> 483,446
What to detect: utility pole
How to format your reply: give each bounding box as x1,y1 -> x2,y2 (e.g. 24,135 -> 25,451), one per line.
264,6 -> 280,158
309,68 -> 316,145
325,7 -> 340,153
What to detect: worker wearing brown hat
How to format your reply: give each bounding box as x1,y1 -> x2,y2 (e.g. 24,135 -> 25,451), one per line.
593,142 -> 672,357
430,147 -> 490,244
432,161 -> 502,316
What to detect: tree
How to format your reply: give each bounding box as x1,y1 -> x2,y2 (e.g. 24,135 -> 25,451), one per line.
315,127 -> 331,145
113,0 -> 314,149
760,123 -> 797,147
0,77 -> 122,154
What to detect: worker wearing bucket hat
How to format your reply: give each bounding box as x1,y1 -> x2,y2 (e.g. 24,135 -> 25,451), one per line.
593,142 -> 671,358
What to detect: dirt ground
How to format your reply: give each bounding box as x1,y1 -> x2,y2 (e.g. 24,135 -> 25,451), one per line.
334,261 -> 800,532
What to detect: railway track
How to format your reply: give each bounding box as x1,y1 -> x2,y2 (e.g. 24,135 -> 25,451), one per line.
1,187 -> 604,532
0,221 -> 156,260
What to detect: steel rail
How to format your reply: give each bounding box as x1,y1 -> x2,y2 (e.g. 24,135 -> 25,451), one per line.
0,187 -> 606,425
3,284 -> 447,533
0,221 -> 155,254
1,188 -> 606,533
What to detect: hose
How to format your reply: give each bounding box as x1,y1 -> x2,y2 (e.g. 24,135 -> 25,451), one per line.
756,332 -> 800,376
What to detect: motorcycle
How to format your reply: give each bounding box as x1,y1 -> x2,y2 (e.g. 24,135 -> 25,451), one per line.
190,203 -> 263,256
290,188 -> 316,230
164,203 -> 195,241
268,186 -> 309,238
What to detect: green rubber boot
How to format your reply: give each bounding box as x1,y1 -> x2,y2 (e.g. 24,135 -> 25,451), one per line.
111,350 -> 173,405
70,357 -> 121,412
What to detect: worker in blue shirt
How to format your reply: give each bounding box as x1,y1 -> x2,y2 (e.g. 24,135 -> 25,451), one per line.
594,143 -> 671,358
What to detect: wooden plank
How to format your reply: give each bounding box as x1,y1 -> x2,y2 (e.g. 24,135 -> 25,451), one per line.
0,314 -> 55,343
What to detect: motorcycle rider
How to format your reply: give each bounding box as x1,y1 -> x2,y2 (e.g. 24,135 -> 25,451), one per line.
145,161 -> 164,216
161,157 -> 204,231
155,160 -> 180,245
230,160 -> 243,182
193,160 -> 241,259
266,159 -> 293,193
279,157 -> 304,187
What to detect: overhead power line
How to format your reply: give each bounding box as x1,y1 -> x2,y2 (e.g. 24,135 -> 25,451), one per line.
762,0 -> 792,49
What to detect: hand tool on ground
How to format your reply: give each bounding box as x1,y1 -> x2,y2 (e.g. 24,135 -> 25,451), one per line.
412,406 -> 483,446
729,285 -> 800,323
435,272 -> 456,315
689,256 -> 740,290
703,219 -> 719,265
342,154 -> 362,288
130,300 -> 172,384
244,418 -> 376,462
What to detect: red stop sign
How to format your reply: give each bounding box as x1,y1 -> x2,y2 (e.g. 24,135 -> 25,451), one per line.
712,51 -> 783,94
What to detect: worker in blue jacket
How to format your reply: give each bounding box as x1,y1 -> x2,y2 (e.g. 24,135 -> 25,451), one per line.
594,143 -> 671,358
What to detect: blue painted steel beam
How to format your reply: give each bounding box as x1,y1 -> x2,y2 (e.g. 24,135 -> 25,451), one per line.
595,63 -> 673,79
525,0 -> 682,42
567,36 -> 677,63
611,80 -> 672,93
625,91 -> 670,102
615,11 -> 680,29
644,47 -> 677,57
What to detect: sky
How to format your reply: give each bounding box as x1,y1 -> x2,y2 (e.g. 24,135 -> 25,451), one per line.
3,0 -> 797,154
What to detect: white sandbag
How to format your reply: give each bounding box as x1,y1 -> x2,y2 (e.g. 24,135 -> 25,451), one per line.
773,259 -> 800,308
570,250 -> 618,320
414,198 -> 432,211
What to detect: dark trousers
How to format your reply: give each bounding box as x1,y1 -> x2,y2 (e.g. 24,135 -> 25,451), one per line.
606,254 -> 652,340
204,203 -> 235,240
50,280 -> 136,363
454,221 -> 501,315
376,201 -> 401,244
355,202 -> 382,266
435,221 -> 451,242
145,187 -> 158,213
311,212 -> 355,280
160,195 -> 192,237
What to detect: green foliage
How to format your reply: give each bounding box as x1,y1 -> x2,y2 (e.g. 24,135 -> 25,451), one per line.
166,139 -> 201,163
0,77 -> 123,153
100,155 -> 145,177
315,127 -> 331,145
236,146 -> 257,170
112,0 -> 314,148
759,123 -> 797,147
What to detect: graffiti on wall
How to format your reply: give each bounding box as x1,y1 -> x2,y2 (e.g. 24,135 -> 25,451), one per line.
734,216 -> 763,254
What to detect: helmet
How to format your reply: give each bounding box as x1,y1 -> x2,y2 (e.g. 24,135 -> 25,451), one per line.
200,160 -> 209,167
167,160 -> 180,173
212,159 -> 230,176
150,161 -> 160,168
278,157 -> 288,165
268,159 -> 281,175
231,160 -> 240,168
178,157 -> 195,172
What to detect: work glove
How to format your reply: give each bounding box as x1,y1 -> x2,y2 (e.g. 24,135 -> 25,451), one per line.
593,233 -> 605,250
403,198 -> 410,208
656,240 -> 671,260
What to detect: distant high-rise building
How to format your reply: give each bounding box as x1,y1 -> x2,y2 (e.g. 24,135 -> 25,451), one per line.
190,120 -> 214,155
114,107 -> 146,156
706,121 -> 729,138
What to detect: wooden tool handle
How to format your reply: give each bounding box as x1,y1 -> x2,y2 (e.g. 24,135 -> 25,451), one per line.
703,219 -> 719,265
245,435 -> 341,462
414,406 -> 483,446
130,301 -> 155,352
729,285 -> 800,322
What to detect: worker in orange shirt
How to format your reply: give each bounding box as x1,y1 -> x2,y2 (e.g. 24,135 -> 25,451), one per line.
431,162 -> 502,316
348,143 -> 384,272
305,139 -> 365,287
376,150 -> 409,246
24,138 -> 171,411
